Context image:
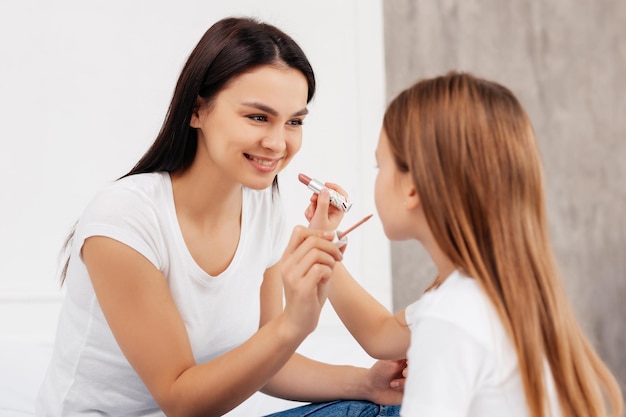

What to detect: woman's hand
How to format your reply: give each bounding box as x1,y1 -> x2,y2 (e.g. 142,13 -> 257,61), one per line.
279,226 -> 344,338
304,182 -> 348,231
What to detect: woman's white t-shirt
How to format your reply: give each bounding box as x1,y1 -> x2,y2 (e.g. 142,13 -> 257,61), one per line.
401,271 -> 562,417
36,172 -> 290,416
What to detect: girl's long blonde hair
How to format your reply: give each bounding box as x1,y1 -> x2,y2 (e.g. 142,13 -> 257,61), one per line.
383,72 -> 623,417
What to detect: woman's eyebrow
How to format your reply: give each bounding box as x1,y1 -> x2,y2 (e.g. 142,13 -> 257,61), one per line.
241,101 -> 308,117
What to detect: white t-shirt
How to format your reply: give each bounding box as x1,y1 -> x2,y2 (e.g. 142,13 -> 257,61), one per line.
36,172 -> 290,416
401,271 -> 561,417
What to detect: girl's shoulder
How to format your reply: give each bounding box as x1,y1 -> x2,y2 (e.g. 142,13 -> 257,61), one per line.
406,271 -> 506,349
410,271 -> 485,313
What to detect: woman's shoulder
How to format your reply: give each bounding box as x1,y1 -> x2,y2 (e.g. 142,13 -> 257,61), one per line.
108,171 -> 168,194
73,172 -> 172,268
92,172 -> 167,202
80,172 -> 170,223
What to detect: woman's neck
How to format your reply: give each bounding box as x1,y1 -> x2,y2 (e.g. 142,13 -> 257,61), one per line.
170,165 -> 242,230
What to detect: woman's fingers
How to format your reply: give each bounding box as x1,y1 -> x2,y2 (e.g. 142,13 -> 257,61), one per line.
279,227 -> 345,335
324,182 -> 348,198
306,183 -> 349,231
304,183 -> 349,229
282,226 -> 342,259
309,189 -> 331,225
281,228 -> 342,281
282,225 -> 334,256
304,202 -> 315,222
284,245 -> 338,287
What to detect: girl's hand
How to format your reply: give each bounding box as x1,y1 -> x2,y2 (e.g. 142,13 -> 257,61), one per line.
304,182 -> 348,231
279,226 -> 344,338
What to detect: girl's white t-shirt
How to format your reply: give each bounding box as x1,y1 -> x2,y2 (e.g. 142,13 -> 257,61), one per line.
401,271 -> 562,417
36,172 -> 290,416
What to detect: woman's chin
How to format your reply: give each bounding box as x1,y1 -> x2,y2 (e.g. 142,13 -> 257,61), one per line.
244,176 -> 278,191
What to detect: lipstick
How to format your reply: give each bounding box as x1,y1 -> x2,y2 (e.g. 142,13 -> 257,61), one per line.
298,173 -> 353,212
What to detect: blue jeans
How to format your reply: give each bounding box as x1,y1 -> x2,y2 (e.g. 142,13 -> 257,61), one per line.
263,400 -> 400,417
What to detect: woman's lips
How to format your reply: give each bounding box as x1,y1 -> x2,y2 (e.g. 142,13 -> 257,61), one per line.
244,153 -> 282,172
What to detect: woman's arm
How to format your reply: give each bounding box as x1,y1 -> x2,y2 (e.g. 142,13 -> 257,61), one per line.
259,263 -> 405,405
83,226 -> 341,417
263,353 -> 405,405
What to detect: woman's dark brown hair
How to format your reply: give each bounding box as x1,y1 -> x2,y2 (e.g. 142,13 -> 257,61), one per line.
60,17 -> 316,283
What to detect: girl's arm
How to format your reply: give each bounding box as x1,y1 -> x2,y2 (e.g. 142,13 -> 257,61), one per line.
259,263 -> 405,404
83,226 -> 341,417
306,187 -> 410,361
328,262 -> 410,360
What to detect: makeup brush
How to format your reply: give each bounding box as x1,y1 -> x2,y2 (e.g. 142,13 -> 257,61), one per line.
337,214 -> 373,240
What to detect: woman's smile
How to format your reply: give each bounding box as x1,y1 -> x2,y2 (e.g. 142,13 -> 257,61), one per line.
189,65 -> 308,190
244,153 -> 283,173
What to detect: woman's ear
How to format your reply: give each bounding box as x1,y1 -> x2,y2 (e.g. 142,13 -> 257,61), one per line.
189,99 -> 204,128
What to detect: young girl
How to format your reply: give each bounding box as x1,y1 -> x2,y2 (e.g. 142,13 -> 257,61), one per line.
36,17 -> 403,417
308,72 -> 623,417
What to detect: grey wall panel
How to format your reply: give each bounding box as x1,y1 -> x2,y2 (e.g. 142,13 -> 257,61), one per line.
383,0 -> 626,392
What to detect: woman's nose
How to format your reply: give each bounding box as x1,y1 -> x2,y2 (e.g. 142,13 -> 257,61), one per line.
261,128 -> 287,152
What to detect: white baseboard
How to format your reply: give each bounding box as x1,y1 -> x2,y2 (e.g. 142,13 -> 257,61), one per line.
0,291 -> 64,344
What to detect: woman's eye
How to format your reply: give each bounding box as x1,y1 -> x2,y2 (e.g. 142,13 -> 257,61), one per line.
248,115 -> 268,122
287,119 -> 303,126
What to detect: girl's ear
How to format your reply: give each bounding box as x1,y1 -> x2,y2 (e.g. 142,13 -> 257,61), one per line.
399,172 -> 420,210
404,186 -> 420,210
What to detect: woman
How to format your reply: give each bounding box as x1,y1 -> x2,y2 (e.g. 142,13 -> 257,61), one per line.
36,17 -> 403,417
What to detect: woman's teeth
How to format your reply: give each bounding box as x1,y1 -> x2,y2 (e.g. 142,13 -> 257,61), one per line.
247,155 -> 275,166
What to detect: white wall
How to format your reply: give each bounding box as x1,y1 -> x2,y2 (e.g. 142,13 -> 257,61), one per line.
0,0 -> 389,341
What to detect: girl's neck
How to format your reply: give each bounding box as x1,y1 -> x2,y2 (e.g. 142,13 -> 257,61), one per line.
423,241 -> 456,292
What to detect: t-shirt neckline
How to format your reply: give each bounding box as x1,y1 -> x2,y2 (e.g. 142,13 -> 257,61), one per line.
162,172 -> 247,282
